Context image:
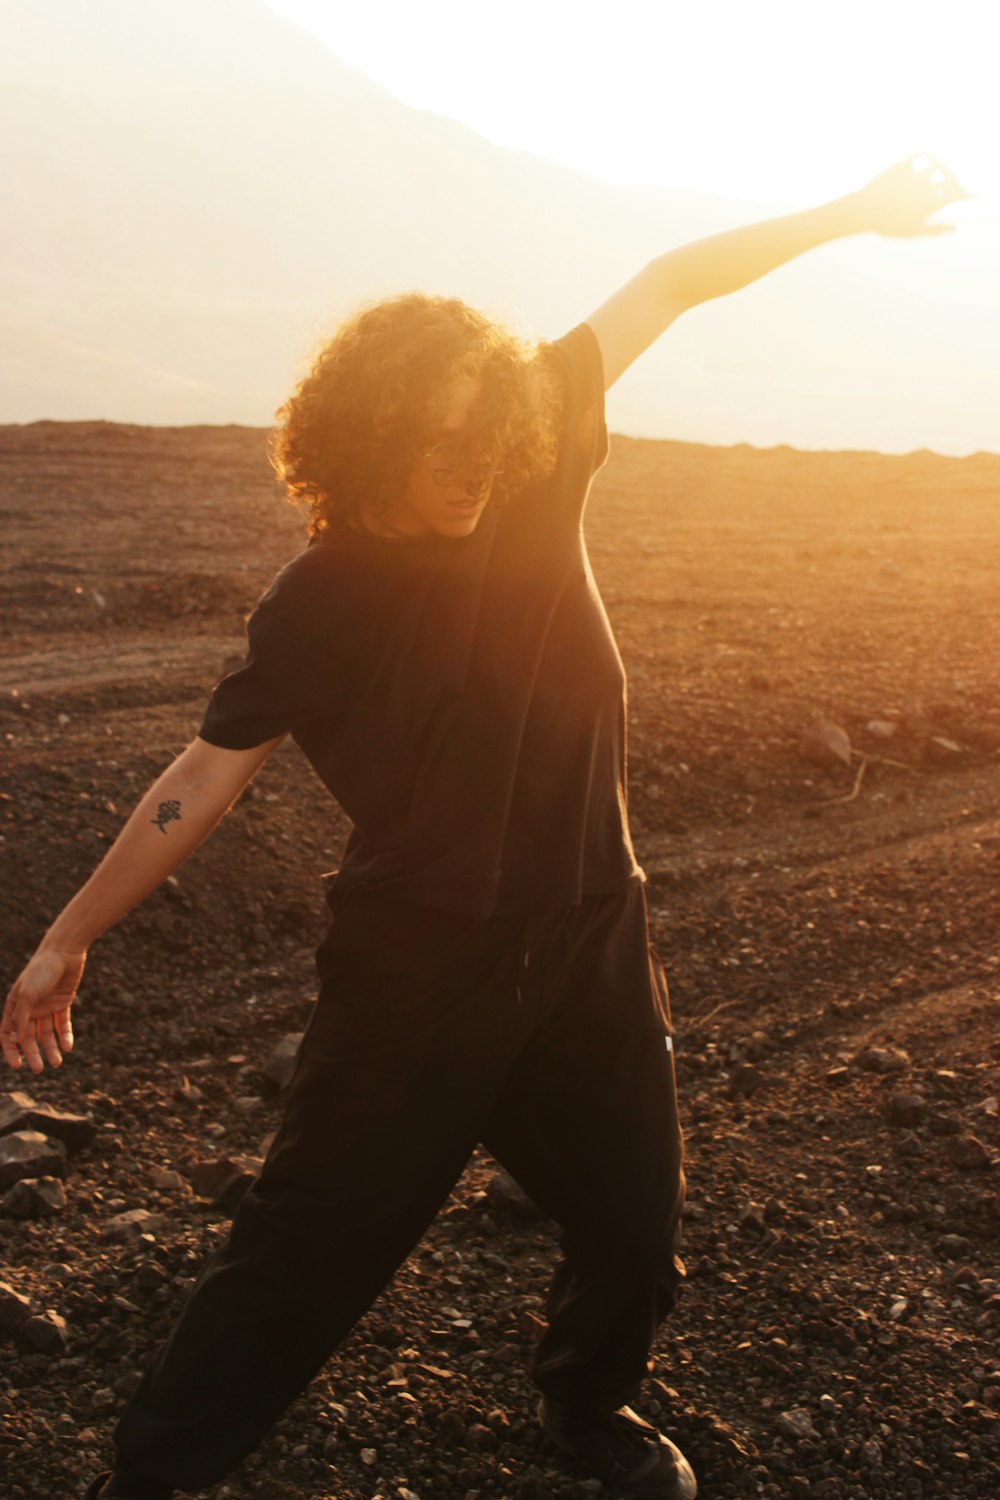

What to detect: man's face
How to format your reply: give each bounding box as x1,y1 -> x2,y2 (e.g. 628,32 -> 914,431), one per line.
364,376 -> 502,539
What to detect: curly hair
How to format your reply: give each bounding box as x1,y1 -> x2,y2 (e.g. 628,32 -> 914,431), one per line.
268,293 -> 561,537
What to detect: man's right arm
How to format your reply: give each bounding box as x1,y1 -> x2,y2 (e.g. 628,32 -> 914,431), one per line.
1,733 -> 283,1072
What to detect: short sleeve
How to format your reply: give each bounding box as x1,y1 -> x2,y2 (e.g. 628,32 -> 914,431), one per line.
198,548 -> 343,750
548,323 -> 610,480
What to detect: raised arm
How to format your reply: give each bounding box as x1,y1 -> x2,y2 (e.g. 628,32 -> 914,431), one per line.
586,153 -> 972,389
1,733 -> 283,1074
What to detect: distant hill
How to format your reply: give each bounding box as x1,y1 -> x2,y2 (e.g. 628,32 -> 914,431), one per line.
2,0 -> 997,453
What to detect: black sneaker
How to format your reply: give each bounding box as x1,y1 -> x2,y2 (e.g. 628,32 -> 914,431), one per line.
538,1395 -> 697,1499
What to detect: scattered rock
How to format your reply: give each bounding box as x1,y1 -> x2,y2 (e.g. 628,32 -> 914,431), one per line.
262,1034 -> 304,1090
0,1093 -> 97,1153
518,1309 -> 546,1338
22,1310 -> 70,1352
435,1406 -> 468,1444
484,1169 -> 542,1220
135,1260 -> 169,1291
927,735 -> 962,760
799,718 -> 852,769
729,1062 -> 765,1096
150,1166 -> 190,1193
947,1133 -> 991,1170
190,1155 -> 262,1211
100,1208 -> 168,1241
747,1030 -> 770,1060
855,1045 -> 910,1075
0,1092 -> 39,1134
866,719 -> 897,739
777,1407 -> 817,1440
174,1075 -> 204,1105
0,1130 -> 68,1188
738,1203 -> 766,1236
0,1280 -> 32,1331
2,1175 -> 68,1218
888,1092 -> 927,1127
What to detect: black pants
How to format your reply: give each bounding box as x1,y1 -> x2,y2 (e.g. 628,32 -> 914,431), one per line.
113,882 -> 686,1493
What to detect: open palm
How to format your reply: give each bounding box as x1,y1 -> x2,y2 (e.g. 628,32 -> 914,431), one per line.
858,153 -> 973,237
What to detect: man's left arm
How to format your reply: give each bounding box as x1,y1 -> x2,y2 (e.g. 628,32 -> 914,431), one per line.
585,153 -> 972,390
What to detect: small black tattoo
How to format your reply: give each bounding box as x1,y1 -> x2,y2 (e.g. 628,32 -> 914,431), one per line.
151,799 -> 181,835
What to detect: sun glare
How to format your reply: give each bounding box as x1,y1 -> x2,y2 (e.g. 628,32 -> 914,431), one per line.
263,0 -> 997,214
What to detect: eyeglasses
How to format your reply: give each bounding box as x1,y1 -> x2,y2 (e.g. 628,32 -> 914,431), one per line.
421,440 -> 504,485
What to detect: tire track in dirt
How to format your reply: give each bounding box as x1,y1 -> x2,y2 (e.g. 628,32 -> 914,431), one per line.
1,633 -> 235,698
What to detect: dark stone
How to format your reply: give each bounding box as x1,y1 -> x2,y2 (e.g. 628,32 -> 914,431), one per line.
435,1406 -> 468,1444
484,1169 -> 541,1220
2,1175 -> 67,1219
0,1091 -> 35,1135
855,1045 -> 910,1075
888,1092 -> 927,1127
262,1034 -> 303,1090
190,1155 -> 262,1212
948,1133 -> 991,1170
937,1232 -> 971,1259
0,1130 -> 67,1188
0,1280 -> 32,1331
135,1260 -> 169,1291
0,1092 -> 97,1153
100,1209 -> 167,1241
22,1310 -> 70,1351
739,1203 -> 767,1236
729,1063 -> 765,1096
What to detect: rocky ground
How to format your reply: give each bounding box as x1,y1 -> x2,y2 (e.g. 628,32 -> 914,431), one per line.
2,421 -> 1000,1500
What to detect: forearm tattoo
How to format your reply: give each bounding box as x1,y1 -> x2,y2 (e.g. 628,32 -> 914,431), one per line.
151,799 -> 182,835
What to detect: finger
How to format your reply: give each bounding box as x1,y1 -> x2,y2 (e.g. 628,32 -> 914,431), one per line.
927,159 -> 974,203
55,1008 -> 75,1053
17,1015 -> 45,1074
1,1022 -> 24,1070
943,175 -> 975,204
1,993 -> 24,1069
36,1014 -> 63,1069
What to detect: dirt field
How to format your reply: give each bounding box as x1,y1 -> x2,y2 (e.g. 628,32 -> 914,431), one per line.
2,420 -> 1000,1500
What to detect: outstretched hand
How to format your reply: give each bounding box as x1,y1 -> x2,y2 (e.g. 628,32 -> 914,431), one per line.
855,153 -> 974,237
1,947 -> 85,1073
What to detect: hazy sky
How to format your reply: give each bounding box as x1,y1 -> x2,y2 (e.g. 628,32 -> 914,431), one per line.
263,0 -> 997,215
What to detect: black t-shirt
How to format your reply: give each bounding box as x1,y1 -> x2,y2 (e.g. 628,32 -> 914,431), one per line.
199,323 -> 643,917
